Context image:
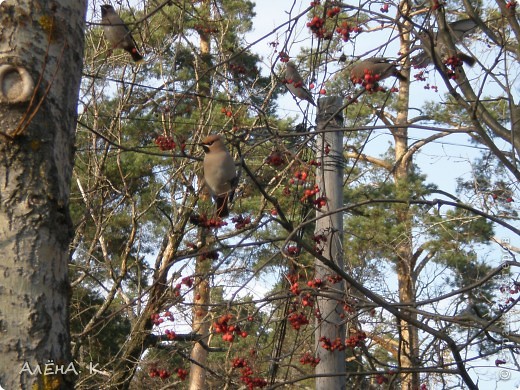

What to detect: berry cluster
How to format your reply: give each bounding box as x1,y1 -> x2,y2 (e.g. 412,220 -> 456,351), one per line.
345,331 -> 367,348
445,56 -> 463,67
423,83 -> 438,92
312,233 -> 327,253
307,16 -> 331,39
499,281 -> 519,306
165,329 -> 176,340
499,282 -> 520,294
300,184 -> 319,202
414,70 -> 427,80
241,367 -> 267,389
287,272 -> 301,295
506,0 -> 517,9
300,292 -> 314,307
266,151 -> 285,167
194,24 -> 219,34
335,21 -> 361,42
176,368 -> 188,380
231,215 -> 252,229
232,357 -> 248,368
288,311 -> 310,330
149,367 -> 170,379
154,135 -> 176,151
290,170 -> 308,185
213,314 -> 248,342
380,3 -> 389,12
319,336 -> 346,351
190,213 -> 228,229
326,6 -> 341,18
327,274 -> 342,284
350,69 -> 386,92
220,107 -> 234,117
491,191 -> 514,203
229,63 -> 248,75
278,51 -> 290,63
376,374 -> 389,384
307,277 -> 325,289
151,311 -> 174,326
181,276 -> 193,288
343,302 -> 356,313
286,245 -> 300,256
300,351 -> 321,367
231,358 -> 267,389
290,281 -> 301,295
314,196 -> 327,209
283,77 -> 304,89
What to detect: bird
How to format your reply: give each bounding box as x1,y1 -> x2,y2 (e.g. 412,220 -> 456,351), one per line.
411,19 -> 477,68
284,61 -> 316,106
100,4 -> 144,63
350,58 -> 406,83
200,135 -> 238,218
447,18 -> 479,42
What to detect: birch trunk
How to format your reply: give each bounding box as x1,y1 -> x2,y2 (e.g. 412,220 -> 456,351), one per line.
0,0 -> 86,389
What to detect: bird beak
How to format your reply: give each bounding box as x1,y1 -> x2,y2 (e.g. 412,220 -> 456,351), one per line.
199,143 -> 209,153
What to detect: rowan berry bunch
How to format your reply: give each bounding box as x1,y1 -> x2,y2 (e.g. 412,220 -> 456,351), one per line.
231,358 -> 267,389
213,314 -> 248,342
288,311 -> 310,330
300,351 -> 321,367
190,213 -> 228,229
149,367 -> 170,379
154,135 -> 176,151
351,69 -> 386,92
319,336 -> 346,351
231,214 -> 251,229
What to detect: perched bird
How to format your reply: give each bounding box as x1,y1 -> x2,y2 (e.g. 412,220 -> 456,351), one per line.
350,58 -> 406,83
284,61 -> 316,106
411,19 -> 477,68
201,135 -> 238,218
100,4 -> 144,63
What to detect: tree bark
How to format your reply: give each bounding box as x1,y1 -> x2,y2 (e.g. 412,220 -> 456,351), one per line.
0,1 -> 86,389
189,1 -> 213,388
394,2 -> 419,388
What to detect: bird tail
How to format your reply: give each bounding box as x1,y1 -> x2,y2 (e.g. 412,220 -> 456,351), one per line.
215,196 -> 229,218
394,70 -> 407,81
127,47 -> 145,64
458,53 -> 476,67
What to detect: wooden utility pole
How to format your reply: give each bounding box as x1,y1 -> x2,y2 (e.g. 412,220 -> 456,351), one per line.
314,97 -> 346,390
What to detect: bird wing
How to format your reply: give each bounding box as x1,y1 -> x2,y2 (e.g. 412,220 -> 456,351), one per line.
448,18 -> 478,41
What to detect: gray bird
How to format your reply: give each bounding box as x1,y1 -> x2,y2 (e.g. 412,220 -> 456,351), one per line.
411,18 -> 477,68
201,135 -> 238,218
100,4 -> 144,63
284,62 -> 316,106
350,58 -> 406,83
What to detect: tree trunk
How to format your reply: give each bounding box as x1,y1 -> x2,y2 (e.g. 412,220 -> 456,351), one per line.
394,2 -> 419,388
189,1 -> 213,388
0,1 -> 86,389
315,97 -> 346,390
